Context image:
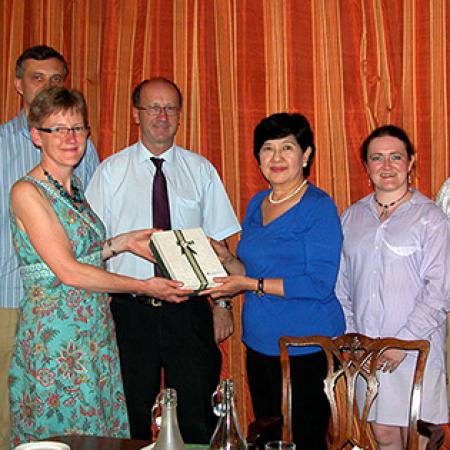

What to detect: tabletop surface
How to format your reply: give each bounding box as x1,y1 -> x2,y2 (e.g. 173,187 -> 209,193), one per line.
47,436 -> 208,450
49,435 -> 151,450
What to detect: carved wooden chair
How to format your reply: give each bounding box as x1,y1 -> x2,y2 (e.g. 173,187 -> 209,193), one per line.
276,333 -> 439,450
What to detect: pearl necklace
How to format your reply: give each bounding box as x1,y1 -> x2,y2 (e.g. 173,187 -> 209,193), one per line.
374,189 -> 410,220
41,165 -> 85,211
269,179 -> 308,205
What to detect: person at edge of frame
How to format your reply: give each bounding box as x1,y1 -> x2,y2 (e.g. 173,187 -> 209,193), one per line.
0,45 -> 99,450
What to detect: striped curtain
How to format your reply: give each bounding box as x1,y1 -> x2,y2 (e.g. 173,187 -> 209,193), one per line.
1,0 -> 449,428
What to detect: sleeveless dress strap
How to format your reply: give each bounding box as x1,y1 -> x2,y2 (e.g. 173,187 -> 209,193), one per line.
21,175 -> 105,240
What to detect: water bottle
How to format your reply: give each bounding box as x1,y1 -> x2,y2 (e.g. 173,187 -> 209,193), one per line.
209,379 -> 247,450
152,388 -> 187,450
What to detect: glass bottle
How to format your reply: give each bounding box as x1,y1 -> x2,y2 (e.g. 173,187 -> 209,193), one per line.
209,379 -> 247,450
152,388 -> 187,450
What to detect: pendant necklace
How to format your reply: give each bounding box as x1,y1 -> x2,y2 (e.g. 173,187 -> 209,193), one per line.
41,165 -> 85,211
269,179 -> 308,205
374,189 -> 410,220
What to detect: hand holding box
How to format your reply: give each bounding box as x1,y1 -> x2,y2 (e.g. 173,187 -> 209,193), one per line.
150,228 -> 228,292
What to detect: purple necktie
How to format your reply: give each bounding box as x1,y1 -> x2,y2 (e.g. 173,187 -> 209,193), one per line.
151,157 -> 171,230
151,157 -> 171,277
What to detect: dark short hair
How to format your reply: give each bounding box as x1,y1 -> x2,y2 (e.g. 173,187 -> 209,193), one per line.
28,87 -> 88,129
253,112 -> 316,177
16,45 -> 68,79
132,77 -> 183,109
361,125 -> 415,163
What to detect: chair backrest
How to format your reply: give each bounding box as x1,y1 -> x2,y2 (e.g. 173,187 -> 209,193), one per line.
279,333 -> 430,450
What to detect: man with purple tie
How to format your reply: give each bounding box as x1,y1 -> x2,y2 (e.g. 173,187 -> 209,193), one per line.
86,78 -> 240,443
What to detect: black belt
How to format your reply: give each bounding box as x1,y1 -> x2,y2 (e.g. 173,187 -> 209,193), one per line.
113,293 -> 162,307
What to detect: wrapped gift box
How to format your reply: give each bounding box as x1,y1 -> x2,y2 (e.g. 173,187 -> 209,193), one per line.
150,227 -> 227,291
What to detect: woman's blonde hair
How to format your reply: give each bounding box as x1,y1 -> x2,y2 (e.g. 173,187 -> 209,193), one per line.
28,86 -> 88,129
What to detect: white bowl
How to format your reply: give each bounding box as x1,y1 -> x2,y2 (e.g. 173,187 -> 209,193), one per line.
14,442 -> 70,450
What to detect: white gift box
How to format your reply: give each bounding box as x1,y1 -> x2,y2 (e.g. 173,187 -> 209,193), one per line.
150,228 -> 227,291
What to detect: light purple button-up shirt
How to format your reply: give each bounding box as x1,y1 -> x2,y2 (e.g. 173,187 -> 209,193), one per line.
336,190 -> 450,369
437,178 -> 450,217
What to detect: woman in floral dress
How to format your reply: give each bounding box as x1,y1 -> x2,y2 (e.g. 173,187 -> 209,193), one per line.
8,87 -> 192,446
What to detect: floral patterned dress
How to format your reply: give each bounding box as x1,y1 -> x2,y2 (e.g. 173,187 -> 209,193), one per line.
9,176 -> 129,447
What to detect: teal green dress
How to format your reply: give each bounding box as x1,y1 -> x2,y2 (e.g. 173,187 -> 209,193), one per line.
9,176 -> 130,446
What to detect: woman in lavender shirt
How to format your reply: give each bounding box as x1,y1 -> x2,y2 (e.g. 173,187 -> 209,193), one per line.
336,125 -> 449,450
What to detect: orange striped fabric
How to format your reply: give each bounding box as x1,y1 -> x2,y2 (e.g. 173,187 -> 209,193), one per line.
1,0 -> 449,429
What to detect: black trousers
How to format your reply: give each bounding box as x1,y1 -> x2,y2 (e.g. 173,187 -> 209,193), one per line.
246,346 -> 330,450
111,294 -> 221,443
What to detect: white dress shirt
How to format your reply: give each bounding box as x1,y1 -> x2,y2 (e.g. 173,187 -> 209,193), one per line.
86,141 -> 241,279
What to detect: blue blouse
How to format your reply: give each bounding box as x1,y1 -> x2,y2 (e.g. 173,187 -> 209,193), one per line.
238,183 -> 345,356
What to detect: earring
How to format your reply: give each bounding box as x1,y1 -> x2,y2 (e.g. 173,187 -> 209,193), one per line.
302,161 -> 307,168
408,173 -> 412,184
368,178 -> 372,187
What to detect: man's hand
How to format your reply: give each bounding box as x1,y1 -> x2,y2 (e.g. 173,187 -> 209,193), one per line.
142,277 -> 193,303
213,305 -> 234,343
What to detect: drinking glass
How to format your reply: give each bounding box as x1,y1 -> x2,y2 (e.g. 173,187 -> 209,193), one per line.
265,441 -> 296,450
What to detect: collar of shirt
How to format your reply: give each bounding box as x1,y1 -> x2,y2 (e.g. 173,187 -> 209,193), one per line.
136,140 -> 176,167
16,110 -> 32,141
364,190 -> 424,218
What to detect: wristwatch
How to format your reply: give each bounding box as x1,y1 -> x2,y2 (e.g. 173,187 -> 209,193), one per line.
214,299 -> 233,310
255,278 -> 265,297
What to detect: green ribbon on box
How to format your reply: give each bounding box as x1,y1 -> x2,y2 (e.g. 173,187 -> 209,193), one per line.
174,230 -> 209,290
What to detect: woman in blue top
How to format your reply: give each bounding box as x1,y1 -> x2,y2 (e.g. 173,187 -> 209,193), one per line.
204,113 -> 345,449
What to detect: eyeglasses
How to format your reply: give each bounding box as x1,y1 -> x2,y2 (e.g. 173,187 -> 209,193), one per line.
37,126 -> 90,137
135,105 -> 180,116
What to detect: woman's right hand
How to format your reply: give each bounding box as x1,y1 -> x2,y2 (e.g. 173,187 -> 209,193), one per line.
142,277 -> 193,303
209,239 -> 235,265
377,348 -> 406,373
209,238 -> 246,276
